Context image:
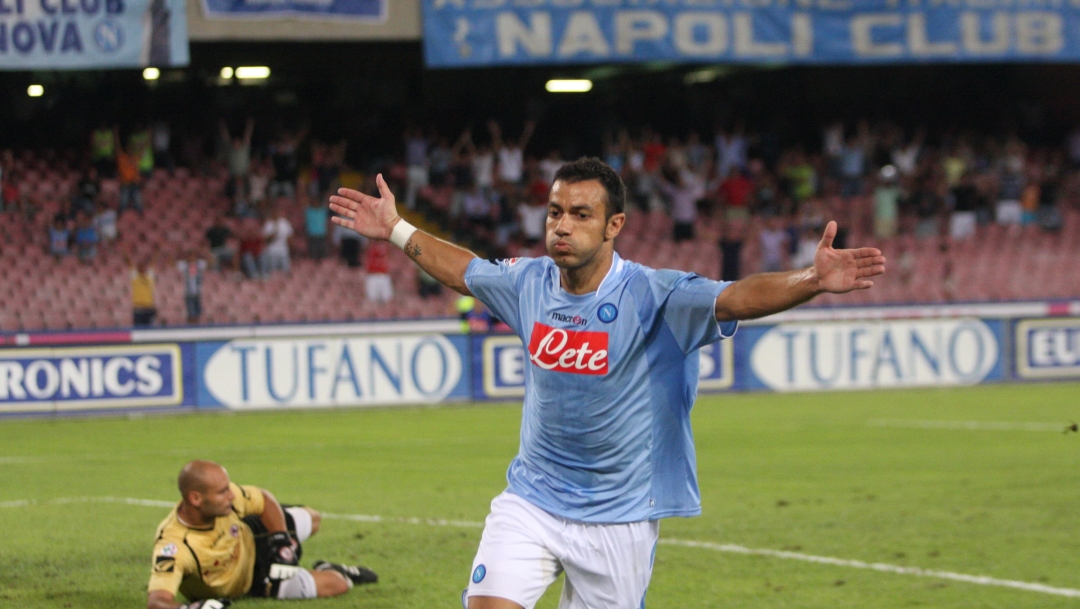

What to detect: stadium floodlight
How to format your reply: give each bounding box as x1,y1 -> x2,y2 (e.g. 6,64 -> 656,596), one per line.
143,67 -> 161,81
545,79 -> 592,93
220,67 -> 234,79
27,84 -> 43,97
236,66 -> 271,80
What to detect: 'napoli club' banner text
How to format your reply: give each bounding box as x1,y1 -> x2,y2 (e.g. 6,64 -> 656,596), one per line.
202,0 -> 385,20
0,0 -> 188,69
423,0 -> 1079,67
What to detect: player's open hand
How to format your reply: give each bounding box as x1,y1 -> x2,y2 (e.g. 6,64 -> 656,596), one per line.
329,173 -> 401,241
814,221 -> 886,294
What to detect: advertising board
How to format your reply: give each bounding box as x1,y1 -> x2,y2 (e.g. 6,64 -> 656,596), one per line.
196,334 -> 471,409
0,344 -> 184,412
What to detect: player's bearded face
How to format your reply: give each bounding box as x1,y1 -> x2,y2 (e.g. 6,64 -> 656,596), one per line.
546,180 -> 614,269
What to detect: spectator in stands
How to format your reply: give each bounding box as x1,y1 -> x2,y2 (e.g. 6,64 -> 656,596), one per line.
364,240 -> 392,304
873,165 -> 901,238
790,226 -> 818,270
404,127 -> 430,210
177,250 -> 209,324
223,118 -> 255,184
518,187 -> 547,249
73,167 -> 101,217
717,167 -> 752,221
950,172 -> 982,239
205,214 -> 237,273
657,167 -> 704,242
130,123 -> 155,179
269,128 -> 304,199
95,199 -> 119,248
333,211 -> 362,268
538,149 -> 566,185
238,221 -> 264,280
838,130 -> 869,197
491,119 -> 534,187
715,125 -> 747,178
90,122 -> 116,178
116,129 -> 146,214
305,196 -> 329,260
418,135 -> 446,189
74,212 -> 99,264
461,182 -> 494,234
718,221 -> 744,282
759,216 -> 789,273
48,216 -> 71,259
261,205 -> 293,276
126,253 -> 158,327
248,159 -> 272,213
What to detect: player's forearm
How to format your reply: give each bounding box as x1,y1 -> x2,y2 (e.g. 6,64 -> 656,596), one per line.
259,489 -> 288,533
400,230 -> 477,296
714,267 -> 820,322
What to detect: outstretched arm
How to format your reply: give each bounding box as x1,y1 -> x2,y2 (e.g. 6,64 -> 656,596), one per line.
714,221 -> 885,322
329,174 -> 477,295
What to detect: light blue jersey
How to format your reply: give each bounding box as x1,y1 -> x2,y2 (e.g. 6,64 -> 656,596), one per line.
465,253 -> 737,523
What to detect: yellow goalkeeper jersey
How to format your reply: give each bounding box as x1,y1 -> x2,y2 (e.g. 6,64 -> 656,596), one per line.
147,483 -> 265,601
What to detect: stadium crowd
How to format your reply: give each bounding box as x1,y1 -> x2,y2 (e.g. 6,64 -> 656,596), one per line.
0,116 -> 1078,331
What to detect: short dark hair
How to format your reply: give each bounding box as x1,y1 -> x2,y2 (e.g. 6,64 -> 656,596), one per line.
552,157 -> 626,219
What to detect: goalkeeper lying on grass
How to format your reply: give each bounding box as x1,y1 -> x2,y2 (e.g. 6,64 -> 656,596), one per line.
147,460 -> 377,609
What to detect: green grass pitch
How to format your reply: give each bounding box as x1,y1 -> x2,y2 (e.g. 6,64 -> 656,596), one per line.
2,383 -> 1079,608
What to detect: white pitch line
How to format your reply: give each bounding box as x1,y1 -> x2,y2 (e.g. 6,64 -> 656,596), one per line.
660,539 -> 1080,598
3,497 -> 1078,599
867,419 -> 1068,432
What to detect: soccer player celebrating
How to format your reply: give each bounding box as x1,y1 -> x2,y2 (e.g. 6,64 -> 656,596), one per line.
329,158 -> 885,609
146,460 -> 376,609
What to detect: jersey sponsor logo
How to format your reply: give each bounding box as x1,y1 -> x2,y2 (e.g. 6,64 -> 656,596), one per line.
597,303 -> 618,323
550,312 -> 587,326
527,322 -> 608,375
472,564 -> 486,583
154,556 -> 175,573
160,543 -> 178,557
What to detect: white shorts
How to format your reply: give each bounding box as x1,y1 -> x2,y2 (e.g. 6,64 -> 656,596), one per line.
465,491 -> 659,609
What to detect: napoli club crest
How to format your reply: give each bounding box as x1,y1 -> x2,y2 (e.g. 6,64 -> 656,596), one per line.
472,564 -> 486,583
598,303 -> 618,323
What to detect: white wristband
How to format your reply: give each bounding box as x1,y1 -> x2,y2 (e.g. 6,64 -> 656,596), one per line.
389,219 -> 418,250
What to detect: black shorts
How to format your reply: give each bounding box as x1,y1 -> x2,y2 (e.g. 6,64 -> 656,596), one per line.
244,506 -> 305,598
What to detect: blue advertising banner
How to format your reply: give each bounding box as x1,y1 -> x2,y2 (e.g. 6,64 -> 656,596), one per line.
474,333 -> 734,400
202,0 -> 385,20
195,333 -> 471,409
1015,318 -> 1080,380
0,344 -> 184,412
734,318 -> 1005,392
0,0 -> 188,70
422,1 -> 1079,68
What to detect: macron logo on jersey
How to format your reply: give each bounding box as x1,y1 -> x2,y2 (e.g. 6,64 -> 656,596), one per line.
527,322 -> 609,375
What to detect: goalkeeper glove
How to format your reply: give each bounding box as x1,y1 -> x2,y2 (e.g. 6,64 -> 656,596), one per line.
182,599 -> 231,609
267,531 -> 298,565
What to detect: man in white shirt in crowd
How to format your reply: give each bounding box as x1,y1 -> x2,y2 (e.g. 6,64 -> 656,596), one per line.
261,205 -> 294,277
490,119 -> 534,187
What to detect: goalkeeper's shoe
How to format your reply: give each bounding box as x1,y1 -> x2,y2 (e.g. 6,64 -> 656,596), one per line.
313,560 -> 379,585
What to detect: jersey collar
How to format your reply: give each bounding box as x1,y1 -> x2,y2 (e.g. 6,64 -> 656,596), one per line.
550,252 -> 624,299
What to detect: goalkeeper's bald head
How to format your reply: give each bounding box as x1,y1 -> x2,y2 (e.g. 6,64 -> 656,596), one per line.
178,460 -> 227,500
